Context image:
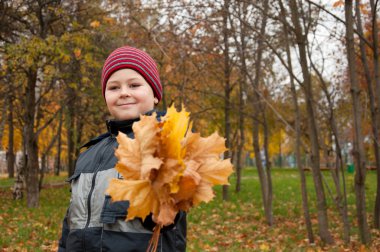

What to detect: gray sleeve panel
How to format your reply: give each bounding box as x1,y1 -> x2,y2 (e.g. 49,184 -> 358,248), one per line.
69,173 -> 89,229
89,168 -> 119,228
68,167 -> 158,234
69,168 -> 119,229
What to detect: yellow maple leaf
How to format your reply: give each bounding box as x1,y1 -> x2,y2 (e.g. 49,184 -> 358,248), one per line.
197,159 -> 233,185
90,20 -> 100,28
182,131 -> 233,186
73,48 -> 81,59
183,131 -> 228,161
160,105 -> 190,160
192,180 -> 214,205
114,133 -> 141,180
115,114 -> 162,180
259,243 -> 270,251
107,104 -> 234,252
159,105 -> 191,193
106,179 -> 159,221
172,166 -> 201,203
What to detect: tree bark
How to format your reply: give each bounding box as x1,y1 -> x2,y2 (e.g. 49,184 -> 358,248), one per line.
66,92 -> 76,177
289,0 -> 333,244
55,109 -> 63,176
251,0 -> 272,226
344,0 -> 371,244
222,0 -> 231,201
307,44 -> 351,243
7,86 -> 15,179
262,106 -> 273,224
0,98 -> 7,151
39,133 -> 58,191
234,0 -> 248,193
278,0 -> 314,243
368,0 -> 380,229
24,68 -> 40,208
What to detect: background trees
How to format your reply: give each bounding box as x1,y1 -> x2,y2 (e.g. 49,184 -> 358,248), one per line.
0,0 -> 379,246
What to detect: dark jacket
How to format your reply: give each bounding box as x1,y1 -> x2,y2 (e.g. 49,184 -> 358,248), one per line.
58,115 -> 187,252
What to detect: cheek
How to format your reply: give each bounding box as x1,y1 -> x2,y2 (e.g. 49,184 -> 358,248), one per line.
104,93 -> 115,108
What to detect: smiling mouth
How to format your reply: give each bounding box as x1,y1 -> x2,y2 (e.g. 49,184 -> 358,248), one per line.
118,103 -> 135,106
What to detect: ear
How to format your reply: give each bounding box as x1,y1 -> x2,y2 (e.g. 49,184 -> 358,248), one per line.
154,98 -> 159,105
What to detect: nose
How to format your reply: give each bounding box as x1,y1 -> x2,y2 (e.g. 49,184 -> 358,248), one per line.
119,85 -> 130,97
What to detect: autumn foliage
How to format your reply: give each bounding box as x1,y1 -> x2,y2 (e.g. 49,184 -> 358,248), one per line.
106,105 -> 233,251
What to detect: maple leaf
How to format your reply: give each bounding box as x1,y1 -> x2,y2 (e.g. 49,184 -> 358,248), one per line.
73,48 -> 81,59
157,106 -> 191,193
172,166 -> 201,203
160,105 -> 190,160
106,179 -> 159,221
90,20 -> 100,28
332,0 -> 343,8
107,104 -> 234,252
183,131 -> 228,161
114,115 -> 162,181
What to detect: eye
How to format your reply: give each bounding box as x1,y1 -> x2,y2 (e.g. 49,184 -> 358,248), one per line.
107,85 -> 119,90
130,83 -> 141,88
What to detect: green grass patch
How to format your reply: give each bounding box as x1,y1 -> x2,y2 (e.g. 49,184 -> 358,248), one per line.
0,169 -> 379,251
0,172 -> 69,188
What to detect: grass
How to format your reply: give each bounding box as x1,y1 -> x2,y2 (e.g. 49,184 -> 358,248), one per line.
0,172 -> 69,188
0,168 -> 380,251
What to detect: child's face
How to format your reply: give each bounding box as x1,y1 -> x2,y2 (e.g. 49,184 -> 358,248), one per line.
105,68 -> 156,120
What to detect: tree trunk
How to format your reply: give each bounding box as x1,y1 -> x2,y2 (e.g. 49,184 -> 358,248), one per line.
74,112 -> 84,164
13,160 -> 25,200
39,154 -> 46,191
278,0 -> 314,242
0,98 -> 7,151
251,0 -> 272,226
368,0 -> 380,229
24,68 -> 40,208
235,77 -> 244,193
262,107 -> 273,225
13,127 -> 27,200
328,114 -> 351,243
55,109 -> 63,176
307,39 -> 351,242
222,0 -> 231,201
66,94 -> 76,177
39,133 -> 58,191
234,0 -> 248,193
344,0 -> 371,244
7,87 -> 15,179
289,0 -> 333,244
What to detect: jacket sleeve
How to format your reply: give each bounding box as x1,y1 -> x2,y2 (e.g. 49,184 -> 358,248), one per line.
57,207 -> 70,252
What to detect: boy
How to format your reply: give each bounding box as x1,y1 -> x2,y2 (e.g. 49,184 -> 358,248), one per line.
58,46 -> 187,252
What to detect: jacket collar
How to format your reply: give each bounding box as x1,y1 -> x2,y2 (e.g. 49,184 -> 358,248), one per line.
106,109 -> 157,137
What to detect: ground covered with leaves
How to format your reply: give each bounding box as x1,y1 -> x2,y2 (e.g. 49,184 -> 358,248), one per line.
1,169 -> 380,251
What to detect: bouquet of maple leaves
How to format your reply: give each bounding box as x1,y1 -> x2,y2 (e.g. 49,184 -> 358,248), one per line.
106,105 -> 234,252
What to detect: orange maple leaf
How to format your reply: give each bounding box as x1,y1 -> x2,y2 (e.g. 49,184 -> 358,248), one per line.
90,20 -> 100,28
73,48 -> 81,59
106,104 -> 234,252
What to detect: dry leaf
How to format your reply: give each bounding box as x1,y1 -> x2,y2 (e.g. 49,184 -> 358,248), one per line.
333,1 -> 343,8
90,20 -> 100,28
106,179 -> 159,221
73,48 -> 81,59
107,105 -> 234,252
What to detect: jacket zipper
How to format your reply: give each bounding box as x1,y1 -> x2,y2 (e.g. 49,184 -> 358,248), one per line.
84,170 -> 99,228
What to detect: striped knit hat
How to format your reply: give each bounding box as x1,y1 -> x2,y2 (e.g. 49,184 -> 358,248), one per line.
101,46 -> 162,101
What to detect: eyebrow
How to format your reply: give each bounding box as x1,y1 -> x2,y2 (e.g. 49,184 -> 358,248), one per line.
127,77 -> 143,81
107,80 -> 120,85
107,77 -> 144,84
